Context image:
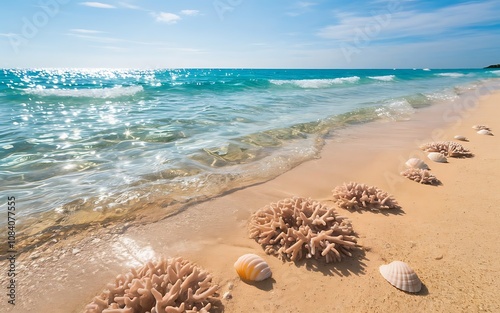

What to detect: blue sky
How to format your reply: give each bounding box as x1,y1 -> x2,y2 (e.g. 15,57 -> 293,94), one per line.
0,0 -> 499,68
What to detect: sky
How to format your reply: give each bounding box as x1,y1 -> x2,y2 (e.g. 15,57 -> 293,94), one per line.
0,0 -> 499,69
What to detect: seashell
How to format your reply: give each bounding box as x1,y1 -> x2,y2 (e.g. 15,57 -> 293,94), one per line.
379,261 -> 422,293
234,254 -> 272,282
472,125 -> 490,131
477,129 -> 493,136
405,158 -> 429,170
427,152 -> 447,163
453,135 -> 468,141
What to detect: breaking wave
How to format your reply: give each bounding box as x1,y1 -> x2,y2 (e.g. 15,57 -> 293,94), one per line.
269,76 -> 360,88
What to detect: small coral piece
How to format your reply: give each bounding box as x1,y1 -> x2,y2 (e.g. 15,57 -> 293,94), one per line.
332,182 -> 400,211
472,125 -> 491,131
400,168 -> 440,185
85,257 -> 218,313
419,141 -> 473,157
249,197 -> 358,263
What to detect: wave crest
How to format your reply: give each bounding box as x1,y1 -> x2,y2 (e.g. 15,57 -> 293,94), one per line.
435,73 -> 465,78
269,76 -> 360,88
368,75 -> 395,82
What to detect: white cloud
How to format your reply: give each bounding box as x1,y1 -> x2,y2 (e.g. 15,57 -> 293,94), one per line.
297,2 -> 317,8
180,9 -> 200,16
70,29 -> 105,34
118,1 -> 144,10
0,33 -> 17,37
153,12 -> 182,24
79,2 -> 116,9
317,0 -> 500,41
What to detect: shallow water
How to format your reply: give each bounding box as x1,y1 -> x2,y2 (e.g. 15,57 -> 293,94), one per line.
1,68 -> 499,254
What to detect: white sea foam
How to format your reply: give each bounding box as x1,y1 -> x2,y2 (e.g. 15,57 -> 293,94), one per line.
489,70 -> 500,76
375,99 -> 415,121
368,75 -> 395,82
270,76 -> 360,88
25,85 -> 144,98
435,73 -> 465,78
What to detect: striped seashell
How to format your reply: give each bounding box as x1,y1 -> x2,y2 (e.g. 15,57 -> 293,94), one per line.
453,135 -> 468,141
427,152 -> 447,163
477,129 -> 493,136
405,158 -> 429,170
379,261 -> 422,293
234,254 -> 272,282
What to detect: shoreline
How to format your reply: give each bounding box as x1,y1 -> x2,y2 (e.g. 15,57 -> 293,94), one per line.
2,83 -> 500,312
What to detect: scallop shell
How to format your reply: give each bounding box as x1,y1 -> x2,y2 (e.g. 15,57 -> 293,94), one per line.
405,158 -> 429,170
379,261 -> 422,293
427,152 -> 447,163
453,135 -> 468,141
234,254 -> 272,282
477,129 -> 493,136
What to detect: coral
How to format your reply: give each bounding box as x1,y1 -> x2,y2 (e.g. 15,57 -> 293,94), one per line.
472,125 -> 491,131
332,182 -> 400,211
419,141 -> 473,158
85,257 -> 218,313
400,168 -> 440,185
249,197 -> 358,263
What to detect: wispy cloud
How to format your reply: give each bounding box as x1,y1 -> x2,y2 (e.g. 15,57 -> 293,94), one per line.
118,1 -> 144,10
286,1 -> 318,16
152,12 -> 181,24
79,2 -> 116,9
180,9 -> 200,16
0,33 -> 17,37
297,2 -> 317,8
70,29 -> 105,34
317,0 -> 500,41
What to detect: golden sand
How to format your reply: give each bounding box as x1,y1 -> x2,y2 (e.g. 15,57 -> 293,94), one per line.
3,90 -> 500,313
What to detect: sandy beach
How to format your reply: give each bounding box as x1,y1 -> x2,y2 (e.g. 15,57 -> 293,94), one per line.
2,88 -> 500,313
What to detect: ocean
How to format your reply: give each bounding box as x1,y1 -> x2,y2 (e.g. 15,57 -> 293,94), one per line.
1,68 -> 499,252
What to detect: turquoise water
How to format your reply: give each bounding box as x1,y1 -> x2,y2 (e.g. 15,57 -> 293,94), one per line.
1,68 -> 499,237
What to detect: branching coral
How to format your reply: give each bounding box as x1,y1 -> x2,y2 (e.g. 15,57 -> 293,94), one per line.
400,168 -> 440,185
249,197 -> 358,264
85,257 -> 219,313
419,141 -> 473,158
332,182 -> 400,211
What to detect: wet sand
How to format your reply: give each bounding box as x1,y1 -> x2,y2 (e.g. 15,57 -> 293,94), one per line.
2,88 -> 500,313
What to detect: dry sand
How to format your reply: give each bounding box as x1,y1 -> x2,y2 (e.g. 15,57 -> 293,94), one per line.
2,89 -> 500,313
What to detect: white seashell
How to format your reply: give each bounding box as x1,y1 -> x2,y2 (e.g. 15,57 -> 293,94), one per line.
234,254 -> 272,282
427,152 -> 447,163
453,135 -> 468,141
379,261 -> 422,293
477,129 -> 493,136
405,158 -> 429,170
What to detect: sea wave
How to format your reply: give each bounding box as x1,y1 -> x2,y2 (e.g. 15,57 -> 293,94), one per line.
489,70 -> 500,76
269,76 -> 360,88
25,85 -> 144,98
435,73 -> 466,78
375,99 -> 416,120
367,75 -> 396,82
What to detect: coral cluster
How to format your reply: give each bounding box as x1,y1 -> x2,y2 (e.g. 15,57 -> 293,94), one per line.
85,257 -> 218,313
419,141 -> 473,157
400,168 -> 440,185
332,182 -> 400,211
249,197 -> 358,263
472,125 -> 491,131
